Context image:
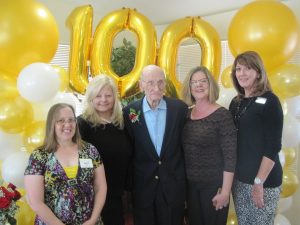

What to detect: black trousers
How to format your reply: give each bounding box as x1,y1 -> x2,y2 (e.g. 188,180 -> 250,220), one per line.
101,195 -> 124,225
133,185 -> 184,225
187,180 -> 229,225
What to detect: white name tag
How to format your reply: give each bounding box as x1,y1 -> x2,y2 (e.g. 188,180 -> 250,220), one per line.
255,97 -> 267,104
79,158 -> 93,168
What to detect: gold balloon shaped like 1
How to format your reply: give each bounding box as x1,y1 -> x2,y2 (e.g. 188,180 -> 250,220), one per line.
66,5 -> 93,94
0,0 -> 59,77
22,121 -> 46,153
228,0 -> 300,72
158,17 -> 221,97
0,96 -> 34,134
281,170 -> 299,198
90,8 -> 157,98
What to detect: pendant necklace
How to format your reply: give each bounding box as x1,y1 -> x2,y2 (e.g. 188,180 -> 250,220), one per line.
234,97 -> 256,130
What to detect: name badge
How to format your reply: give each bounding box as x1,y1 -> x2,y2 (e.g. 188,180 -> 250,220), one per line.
255,97 -> 267,104
79,158 -> 93,168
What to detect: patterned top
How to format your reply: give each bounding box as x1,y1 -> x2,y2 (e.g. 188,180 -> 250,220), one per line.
24,143 -> 102,225
182,107 -> 237,184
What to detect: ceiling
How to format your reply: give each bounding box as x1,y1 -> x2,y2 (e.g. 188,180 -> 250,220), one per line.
39,0 -> 300,43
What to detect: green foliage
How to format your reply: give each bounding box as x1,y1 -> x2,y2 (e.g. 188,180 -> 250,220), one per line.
111,38 -> 136,77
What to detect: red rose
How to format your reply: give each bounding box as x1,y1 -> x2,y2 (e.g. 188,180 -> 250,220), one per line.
0,187 -> 12,209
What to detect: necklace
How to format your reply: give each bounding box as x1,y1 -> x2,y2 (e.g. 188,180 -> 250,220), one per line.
234,97 -> 256,130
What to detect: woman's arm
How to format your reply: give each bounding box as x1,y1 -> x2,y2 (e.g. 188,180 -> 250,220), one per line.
83,164 -> 107,225
252,156 -> 275,208
24,175 -> 65,225
212,171 -> 234,210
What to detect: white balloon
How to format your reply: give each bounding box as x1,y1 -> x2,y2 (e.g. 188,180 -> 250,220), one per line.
1,151 -> 30,188
274,214 -> 291,225
217,87 -> 237,109
50,92 -> 82,116
278,150 -> 285,168
282,114 -> 300,148
278,197 -> 293,213
285,95 -> 300,122
17,62 -> 60,103
0,130 -> 23,160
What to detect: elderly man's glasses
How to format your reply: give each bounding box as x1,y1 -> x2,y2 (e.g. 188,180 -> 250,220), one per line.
142,80 -> 165,88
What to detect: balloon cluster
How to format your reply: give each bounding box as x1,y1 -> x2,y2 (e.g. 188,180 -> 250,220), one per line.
0,1 -> 79,224
222,1 -> 300,224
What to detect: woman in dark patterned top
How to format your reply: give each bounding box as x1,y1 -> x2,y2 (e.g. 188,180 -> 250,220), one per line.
24,103 -> 107,225
229,51 -> 283,225
181,66 -> 237,225
77,75 -> 132,225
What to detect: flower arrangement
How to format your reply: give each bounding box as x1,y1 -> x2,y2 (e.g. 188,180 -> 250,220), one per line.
0,182 -> 22,225
129,108 -> 141,123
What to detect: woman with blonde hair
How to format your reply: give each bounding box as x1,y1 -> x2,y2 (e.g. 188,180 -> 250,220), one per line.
25,103 -> 107,225
77,75 -> 132,225
181,66 -> 236,225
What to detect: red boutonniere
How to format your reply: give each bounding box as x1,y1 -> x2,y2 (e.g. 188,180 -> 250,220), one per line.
129,108 -> 141,123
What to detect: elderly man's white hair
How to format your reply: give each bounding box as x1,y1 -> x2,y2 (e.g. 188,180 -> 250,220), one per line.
141,65 -> 166,80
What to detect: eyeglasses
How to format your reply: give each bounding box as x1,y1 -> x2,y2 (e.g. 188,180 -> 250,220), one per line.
142,80 -> 165,89
190,79 -> 208,87
56,118 -> 76,125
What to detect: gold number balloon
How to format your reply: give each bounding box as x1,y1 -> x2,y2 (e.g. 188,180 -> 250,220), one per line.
66,5 -> 93,94
228,0 -> 300,71
158,17 -> 221,96
90,8 -> 157,97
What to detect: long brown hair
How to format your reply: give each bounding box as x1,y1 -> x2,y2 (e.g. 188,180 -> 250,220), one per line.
231,51 -> 272,99
42,103 -> 84,152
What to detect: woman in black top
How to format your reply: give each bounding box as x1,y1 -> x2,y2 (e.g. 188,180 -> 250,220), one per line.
77,75 -> 132,225
229,51 -> 283,225
181,66 -> 236,225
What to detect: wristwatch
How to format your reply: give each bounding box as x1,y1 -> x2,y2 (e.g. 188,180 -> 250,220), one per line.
254,177 -> 264,185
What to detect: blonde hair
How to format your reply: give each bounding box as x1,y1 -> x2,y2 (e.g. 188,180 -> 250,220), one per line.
82,75 -> 124,129
42,103 -> 84,152
231,51 -> 272,99
181,66 -> 219,106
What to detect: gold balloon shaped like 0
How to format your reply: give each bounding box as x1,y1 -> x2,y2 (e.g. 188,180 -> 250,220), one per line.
158,17 -> 221,96
283,147 -> 297,168
0,0 -> 59,77
16,200 -> 36,225
23,121 -> 46,152
221,65 -> 233,88
281,170 -> 299,198
228,0 -> 300,71
66,5 -> 93,94
269,64 -> 300,100
0,96 -> 33,134
90,8 -> 157,98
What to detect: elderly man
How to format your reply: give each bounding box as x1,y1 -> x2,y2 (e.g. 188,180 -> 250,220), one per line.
123,65 -> 188,225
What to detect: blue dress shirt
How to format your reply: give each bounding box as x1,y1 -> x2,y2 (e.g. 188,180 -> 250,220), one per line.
142,97 -> 167,156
